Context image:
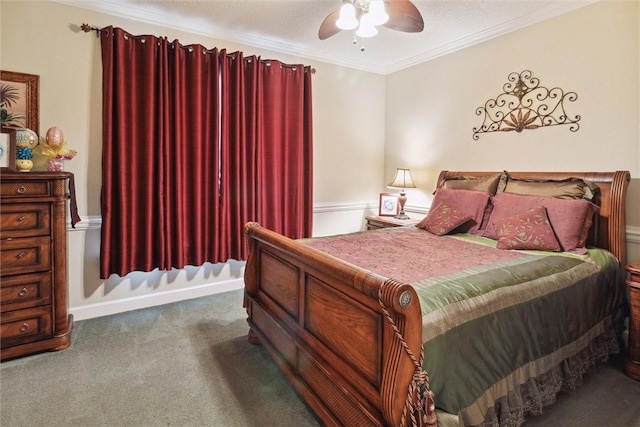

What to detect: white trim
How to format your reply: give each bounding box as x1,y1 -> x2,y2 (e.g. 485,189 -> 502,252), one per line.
313,201 -> 376,213
77,203 -> 381,220
49,0 -> 595,75
70,278 -> 244,321
68,215 -> 102,230
69,211 -> 639,241
627,226 -> 640,244
382,1 -> 597,74
404,204 -> 429,215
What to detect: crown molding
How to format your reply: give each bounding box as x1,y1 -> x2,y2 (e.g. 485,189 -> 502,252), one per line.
383,1 -> 598,74
50,0 -> 385,74
50,0 -> 596,75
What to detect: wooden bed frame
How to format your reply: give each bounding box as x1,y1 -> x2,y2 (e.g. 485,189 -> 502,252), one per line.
243,170 -> 630,427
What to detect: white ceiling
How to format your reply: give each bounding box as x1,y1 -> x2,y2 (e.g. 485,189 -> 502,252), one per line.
58,0 -> 595,75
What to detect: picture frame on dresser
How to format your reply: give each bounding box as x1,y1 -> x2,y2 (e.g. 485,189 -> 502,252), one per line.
1,70 -> 40,134
379,192 -> 399,216
0,128 -> 17,171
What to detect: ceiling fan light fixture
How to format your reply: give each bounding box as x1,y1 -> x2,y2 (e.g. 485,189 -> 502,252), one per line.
369,0 -> 389,26
336,3 -> 358,30
318,0 -> 423,47
356,13 -> 378,38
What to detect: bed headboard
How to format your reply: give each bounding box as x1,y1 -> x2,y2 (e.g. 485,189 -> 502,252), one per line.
436,170 -> 631,268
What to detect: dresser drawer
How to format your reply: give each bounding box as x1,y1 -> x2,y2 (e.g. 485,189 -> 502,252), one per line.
0,306 -> 53,348
0,271 -> 52,312
0,203 -> 50,239
0,180 -> 51,198
0,236 -> 51,276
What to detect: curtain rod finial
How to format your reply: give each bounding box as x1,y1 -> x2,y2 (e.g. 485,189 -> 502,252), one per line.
80,23 -> 99,37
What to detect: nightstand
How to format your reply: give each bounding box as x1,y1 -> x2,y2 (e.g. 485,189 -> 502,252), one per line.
625,261 -> 640,380
365,215 -> 420,230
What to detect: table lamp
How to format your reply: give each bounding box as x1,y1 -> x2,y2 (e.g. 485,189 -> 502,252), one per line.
387,167 -> 416,220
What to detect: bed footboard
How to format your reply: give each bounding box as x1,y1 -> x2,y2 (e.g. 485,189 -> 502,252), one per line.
243,222 -> 425,426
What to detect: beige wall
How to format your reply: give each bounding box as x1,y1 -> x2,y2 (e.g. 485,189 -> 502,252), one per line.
385,1 -> 640,261
0,1 -> 386,318
2,1 -> 638,319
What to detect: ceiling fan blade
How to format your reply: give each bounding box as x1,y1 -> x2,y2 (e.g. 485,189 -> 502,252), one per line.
383,0 -> 424,33
318,9 -> 342,40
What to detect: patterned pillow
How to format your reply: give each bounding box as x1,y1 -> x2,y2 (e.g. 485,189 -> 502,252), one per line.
417,203 -> 473,236
494,207 -> 561,251
425,188 -> 492,234
484,192 -> 598,254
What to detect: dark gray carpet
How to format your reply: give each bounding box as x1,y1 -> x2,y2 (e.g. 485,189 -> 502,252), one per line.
1,290 -> 320,427
524,353 -> 640,427
1,289 -> 639,426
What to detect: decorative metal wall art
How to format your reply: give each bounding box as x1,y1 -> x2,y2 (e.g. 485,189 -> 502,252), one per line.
473,70 -> 580,140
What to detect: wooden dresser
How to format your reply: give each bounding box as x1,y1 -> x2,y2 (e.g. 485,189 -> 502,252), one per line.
1,172 -> 73,361
625,261 -> 640,380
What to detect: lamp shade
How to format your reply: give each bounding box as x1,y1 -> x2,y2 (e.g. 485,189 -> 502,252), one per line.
369,0 -> 389,25
336,3 -> 358,30
388,168 -> 416,189
356,13 -> 378,38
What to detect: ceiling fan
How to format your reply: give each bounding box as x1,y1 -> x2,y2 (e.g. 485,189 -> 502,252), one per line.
318,0 -> 424,41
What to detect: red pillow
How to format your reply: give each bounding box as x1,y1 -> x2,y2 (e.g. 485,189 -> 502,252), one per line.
494,207 -> 561,251
424,188 -> 491,234
485,192 -> 598,254
417,203 -> 474,236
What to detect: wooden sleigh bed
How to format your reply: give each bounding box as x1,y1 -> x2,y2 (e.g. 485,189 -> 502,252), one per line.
243,170 -> 630,427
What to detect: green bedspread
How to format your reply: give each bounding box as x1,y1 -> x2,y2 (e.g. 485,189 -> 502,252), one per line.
304,227 -> 624,426
418,235 -> 623,425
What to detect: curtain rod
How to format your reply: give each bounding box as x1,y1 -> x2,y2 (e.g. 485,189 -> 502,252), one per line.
80,23 -> 316,74
80,23 -> 100,36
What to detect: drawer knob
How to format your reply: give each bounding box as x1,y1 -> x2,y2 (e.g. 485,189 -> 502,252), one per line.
20,322 -> 29,333
16,186 -> 27,194
17,251 -> 26,259
17,215 -> 26,222
18,287 -> 28,297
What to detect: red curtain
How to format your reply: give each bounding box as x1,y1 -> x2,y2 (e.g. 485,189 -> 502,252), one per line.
99,27 -> 313,278
249,58 -> 313,238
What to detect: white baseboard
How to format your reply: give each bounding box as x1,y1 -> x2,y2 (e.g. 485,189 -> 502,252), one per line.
70,278 -> 244,321
627,226 -> 640,244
